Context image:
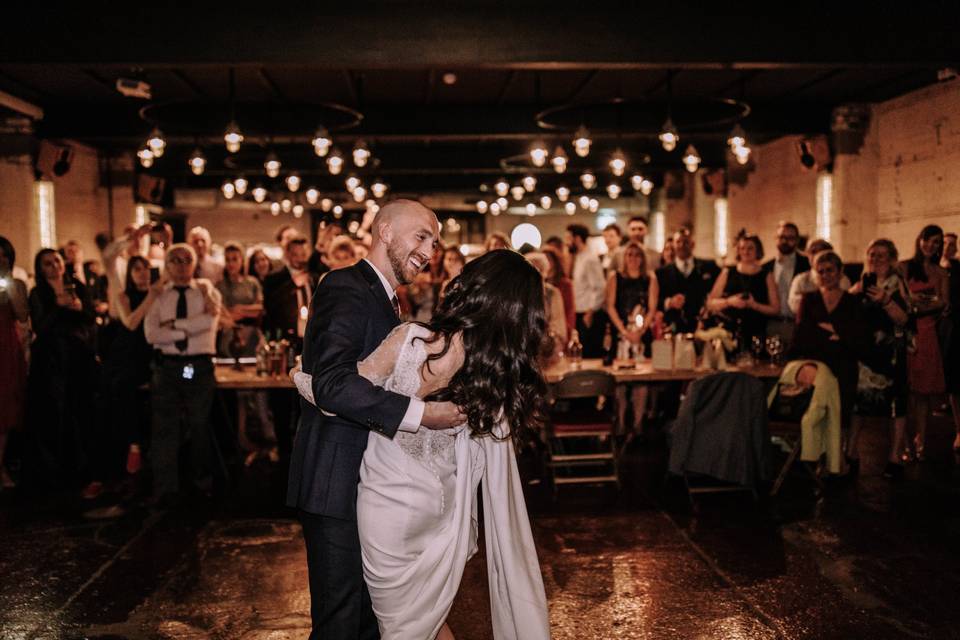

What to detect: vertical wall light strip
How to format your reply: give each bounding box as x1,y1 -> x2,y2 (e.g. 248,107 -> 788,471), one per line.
650,211 -> 666,252
816,174 -> 833,242
34,180 -> 57,248
714,197 -> 729,258
134,204 -> 149,227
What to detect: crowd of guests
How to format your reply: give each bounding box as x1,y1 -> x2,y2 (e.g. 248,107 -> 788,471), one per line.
0,213 -> 957,501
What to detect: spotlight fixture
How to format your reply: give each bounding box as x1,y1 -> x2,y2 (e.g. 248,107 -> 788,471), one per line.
320,198 -> 333,212
579,194 -> 591,209
551,146 -> 568,173
188,147 -> 206,175
609,149 -> 627,177
293,204 -> 305,218
490,202 -> 502,215
525,202 -> 537,216
305,187 -> 320,204
476,200 -> 488,214
286,173 -> 301,192
345,175 -> 361,192
312,127 -> 332,157
221,180 -> 236,199
494,178 -> 509,197
511,185 -> 526,201
682,144 -> 701,173
530,140 -> 548,168
564,201 -> 577,215
573,125 -> 592,157
540,195 -> 552,209
371,179 -> 387,199
580,170 -> 596,190
727,123 -> 747,150
233,176 -> 248,195
147,127 -> 166,157
270,202 -> 281,216
352,140 -> 371,167
327,147 -> 344,175
264,151 -> 281,178
137,147 -> 155,168
522,175 -> 537,192
606,182 -> 622,199
659,118 -> 679,152
223,120 -> 244,153
556,185 -> 570,201
496,196 -> 509,210
281,198 -> 293,213
252,186 -> 268,203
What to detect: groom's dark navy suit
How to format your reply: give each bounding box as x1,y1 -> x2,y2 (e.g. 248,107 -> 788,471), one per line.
288,259 -> 411,640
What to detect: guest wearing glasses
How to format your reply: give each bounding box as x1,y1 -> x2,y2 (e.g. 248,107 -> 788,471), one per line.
762,221 -> 810,347
144,244 -> 221,506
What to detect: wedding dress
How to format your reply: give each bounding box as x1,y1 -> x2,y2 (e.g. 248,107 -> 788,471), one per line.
295,322 -> 550,640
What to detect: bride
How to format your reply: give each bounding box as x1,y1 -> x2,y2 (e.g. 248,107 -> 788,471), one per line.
294,249 -> 551,640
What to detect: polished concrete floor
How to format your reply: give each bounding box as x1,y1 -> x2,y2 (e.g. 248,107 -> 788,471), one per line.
2,412 -> 960,640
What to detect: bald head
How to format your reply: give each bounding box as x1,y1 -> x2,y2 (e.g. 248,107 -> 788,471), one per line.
368,199 -> 440,289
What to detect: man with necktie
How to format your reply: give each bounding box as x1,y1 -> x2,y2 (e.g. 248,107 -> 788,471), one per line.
144,243 -> 222,507
761,221 -> 809,347
656,229 -> 720,334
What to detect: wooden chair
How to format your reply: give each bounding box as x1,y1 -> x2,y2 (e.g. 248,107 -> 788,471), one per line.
767,420 -> 825,497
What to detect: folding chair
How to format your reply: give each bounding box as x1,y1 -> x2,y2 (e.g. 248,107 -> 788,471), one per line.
544,369 -> 619,495
767,420 -> 825,497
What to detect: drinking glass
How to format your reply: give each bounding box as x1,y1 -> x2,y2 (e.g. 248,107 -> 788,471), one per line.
765,335 -> 784,365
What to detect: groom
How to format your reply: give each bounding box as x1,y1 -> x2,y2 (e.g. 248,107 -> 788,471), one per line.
288,199 -> 464,639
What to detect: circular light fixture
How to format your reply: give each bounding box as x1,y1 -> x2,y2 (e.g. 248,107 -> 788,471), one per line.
530,140 -> 548,168
573,125 -> 591,157
476,200 -> 488,214
286,173 -> 301,192
221,180 -> 236,199
540,195 -> 552,209
327,147 -> 344,175
522,174 -> 537,192
609,149 -> 627,177
494,178 -> 509,197
233,176 -> 248,195
683,144 -> 701,173
312,127 -> 332,157
551,146 -> 568,173
606,182 -> 622,199
320,198 -> 333,212
270,202 -> 281,216
556,185 -> 570,201
371,179 -> 387,199
264,151 -> 281,178
224,120 -> 244,153
659,118 -> 679,152
564,201 -> 577,215
511,185 -> 526,201
137,147 -> 155,168
188,147 -> 206,175
305,187 -> 320,204
252,186 -> 268,203
511,222 -> 542,248
147,127 -> 166,157
352,140 -> 371,167
580,170 -> 596,190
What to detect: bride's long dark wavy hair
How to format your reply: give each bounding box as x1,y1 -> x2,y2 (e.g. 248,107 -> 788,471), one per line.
417,249 -> 547,442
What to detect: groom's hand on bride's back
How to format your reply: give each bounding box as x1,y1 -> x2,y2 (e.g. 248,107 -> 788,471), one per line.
421,401 -> 466,430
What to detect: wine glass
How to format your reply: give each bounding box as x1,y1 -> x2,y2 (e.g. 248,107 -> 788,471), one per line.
750,335 -> 764,361
765,335 -> 784,365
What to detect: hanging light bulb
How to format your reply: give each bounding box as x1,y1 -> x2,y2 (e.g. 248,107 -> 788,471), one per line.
529,140 -> 548,167
305,187 -> 320,204
371,179 -> 387,199
320,198 -> 333,212
312,127 -> 332,157
147,127 -> 166,157
264,151 -> 281,178
270,202 -> 281,216
365,200 -> 380,215
494,178 -> 509,197
286,173 -> 301,192
476,200 -> 488,214
511,185 -> 525,201
489,201 -> 501,216
630,174 -> 643,191
579,194 -> 591,209
522,174 -> 537,192
540,195 -> 552,209
556,185 -> 570,201
223,120 -> 244,153
525,202 -> 537,216
188,147 -> 206,175
551,146 -> 568,173
221,180 -> 236,199
292,204 -> 305,218
344,176 -> 360,193
327,147 -> 344,175
137,147 -> 155,168
496,196 -> 509,210
278,198 -> 291,213
333,204 -> 343,217
606,182 -> 622,199
683,144 -> 701,173
589,198 -> 600,213
734,144 -> 752,165
609,149 -> 627,177
564,201 -> 577,215
352,140 -> 371,167
573,125 -> 592,157
353,186 -> 366,202
233,176 -> 248,195
580,170 -> 596,190
252,186 -> 268,203
640,178 -> 654,196
659,118 -> 679,152
727,123 -> 747,150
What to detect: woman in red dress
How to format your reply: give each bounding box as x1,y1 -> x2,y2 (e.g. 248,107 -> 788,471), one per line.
0,237 -> 29,489
902,225 -> 948,461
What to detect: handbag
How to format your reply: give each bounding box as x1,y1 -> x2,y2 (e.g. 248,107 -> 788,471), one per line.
768,383 -> 814,423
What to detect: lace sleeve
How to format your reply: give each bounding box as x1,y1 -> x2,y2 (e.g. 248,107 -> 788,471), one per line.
357,322 -> 413,386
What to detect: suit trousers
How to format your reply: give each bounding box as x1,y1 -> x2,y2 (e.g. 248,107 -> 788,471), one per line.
299,509 -> 379,640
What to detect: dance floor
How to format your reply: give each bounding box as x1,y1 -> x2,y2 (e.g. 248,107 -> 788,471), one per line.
2,413 -> 960,639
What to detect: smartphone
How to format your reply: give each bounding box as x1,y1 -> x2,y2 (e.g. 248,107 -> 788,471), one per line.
150,266 -> 161,283
861,272 -> 877,289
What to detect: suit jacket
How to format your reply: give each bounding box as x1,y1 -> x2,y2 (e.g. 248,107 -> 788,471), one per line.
761,253 -> 810,279
286,260 -> 411,520
656,258 -> 720,333
262,266 -> 318,350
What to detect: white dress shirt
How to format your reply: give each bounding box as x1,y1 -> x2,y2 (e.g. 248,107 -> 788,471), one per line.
144,279 -> 221,355
572,248 -> 606,313
195,255 -> 224,284
773,252 -> 797,318
293,258 -> 424,434
675,257 -> 695,278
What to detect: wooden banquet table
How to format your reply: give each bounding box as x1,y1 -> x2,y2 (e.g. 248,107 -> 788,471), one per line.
215,365 -> 295,389
542,358 -> 782,384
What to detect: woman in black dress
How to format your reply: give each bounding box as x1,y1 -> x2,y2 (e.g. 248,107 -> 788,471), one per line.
706,234 -> 779,351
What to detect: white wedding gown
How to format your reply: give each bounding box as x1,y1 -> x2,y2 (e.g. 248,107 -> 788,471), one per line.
296,323 -> 551,640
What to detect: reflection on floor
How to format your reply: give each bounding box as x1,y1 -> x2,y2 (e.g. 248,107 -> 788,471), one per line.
1,413 -> 959,639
